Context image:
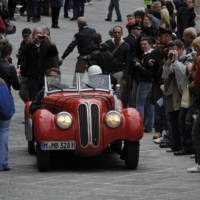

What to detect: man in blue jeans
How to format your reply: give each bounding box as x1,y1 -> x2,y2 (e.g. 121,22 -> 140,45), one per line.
105,0 -> 122,22
0,78 -> 15,171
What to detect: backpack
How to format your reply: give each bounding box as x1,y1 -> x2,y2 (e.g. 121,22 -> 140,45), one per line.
0,78 -> 15,120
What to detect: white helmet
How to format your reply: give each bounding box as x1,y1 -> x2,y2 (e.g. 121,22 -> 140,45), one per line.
88,65 -> 102,75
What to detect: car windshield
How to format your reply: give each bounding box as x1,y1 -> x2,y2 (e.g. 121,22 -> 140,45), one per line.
80,73 -> 111,90
45,73 -> 111,93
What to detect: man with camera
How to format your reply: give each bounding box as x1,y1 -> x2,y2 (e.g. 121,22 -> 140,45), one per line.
162,39 -> 194,154
20,27 -> 59,100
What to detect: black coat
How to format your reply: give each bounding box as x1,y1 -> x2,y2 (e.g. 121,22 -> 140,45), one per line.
124,34 -> 137,60
102,39 -> 130,74
0,60 -> 20,90
62,25 -> 96,58
21,41 -> 59,79
134,49 -> 162,83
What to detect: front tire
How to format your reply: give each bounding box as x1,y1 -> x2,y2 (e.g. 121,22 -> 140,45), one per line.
36,143 -> 50,172
125,141 -> 139,169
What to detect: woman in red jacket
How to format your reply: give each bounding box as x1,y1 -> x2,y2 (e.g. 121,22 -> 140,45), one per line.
187,36 -> 200,172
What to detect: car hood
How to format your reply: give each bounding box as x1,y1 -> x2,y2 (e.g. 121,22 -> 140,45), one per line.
42,92 -> 115,112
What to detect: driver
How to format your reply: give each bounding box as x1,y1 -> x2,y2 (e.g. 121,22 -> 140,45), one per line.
29,68 -> 61,114
87,65 -> 108,89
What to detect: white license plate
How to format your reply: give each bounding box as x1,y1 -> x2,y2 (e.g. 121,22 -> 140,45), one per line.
40,141 -> 76,150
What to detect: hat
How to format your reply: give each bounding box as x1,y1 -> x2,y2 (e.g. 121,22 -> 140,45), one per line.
159,27 -> 173,35
22,28 -> 31,38
88,65 -> 102,75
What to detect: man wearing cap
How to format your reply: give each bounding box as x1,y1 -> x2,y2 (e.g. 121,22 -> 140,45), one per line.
124,24 -> 142,107
149,27 -> 174,141
159,27 -> 174,52
124,24 -> 142,60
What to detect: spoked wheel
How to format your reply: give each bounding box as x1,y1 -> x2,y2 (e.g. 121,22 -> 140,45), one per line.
36,143 -> 50,172
28,141 -> 35,154
124,141 -> 140,169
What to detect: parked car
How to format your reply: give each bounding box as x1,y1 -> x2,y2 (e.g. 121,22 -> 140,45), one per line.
24,73 -> 143,171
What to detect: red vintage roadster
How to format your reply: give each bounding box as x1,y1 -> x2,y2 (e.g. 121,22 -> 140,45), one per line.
24,73 -> 143,171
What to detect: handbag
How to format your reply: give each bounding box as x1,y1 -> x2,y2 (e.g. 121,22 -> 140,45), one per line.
181,85 -> 191,108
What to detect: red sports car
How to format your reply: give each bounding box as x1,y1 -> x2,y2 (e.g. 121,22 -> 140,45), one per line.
25,73 -> 143,171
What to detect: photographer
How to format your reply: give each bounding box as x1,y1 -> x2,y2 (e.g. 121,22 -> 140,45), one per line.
134,36 -> 161,132
20,27 -> 59,100
162,39 -> 194,153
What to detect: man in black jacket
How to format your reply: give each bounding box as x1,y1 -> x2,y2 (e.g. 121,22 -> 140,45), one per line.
61,17 -> 96,73
20,27 -> 59,100
124,24 -> 142,107
102,25 -> 130,106
102,26 -> 130,76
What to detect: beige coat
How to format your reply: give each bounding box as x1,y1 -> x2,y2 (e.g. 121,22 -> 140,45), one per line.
163,77 -> 182,112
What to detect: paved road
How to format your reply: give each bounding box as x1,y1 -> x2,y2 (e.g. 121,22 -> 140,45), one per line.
1,1 -> 200,200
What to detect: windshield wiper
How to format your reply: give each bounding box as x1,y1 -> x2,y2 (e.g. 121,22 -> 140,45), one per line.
85,83 -> 96,90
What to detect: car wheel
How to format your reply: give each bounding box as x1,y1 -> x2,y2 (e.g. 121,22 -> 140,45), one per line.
36,143 -> 50,172
125,141 -> 139,169
28,141 -> 35,154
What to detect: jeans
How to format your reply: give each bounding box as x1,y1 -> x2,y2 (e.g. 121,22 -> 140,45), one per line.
0,120 -> 11,170
136,82 -> 152,120
144,97 -> 155,132
107,0 -> 122,20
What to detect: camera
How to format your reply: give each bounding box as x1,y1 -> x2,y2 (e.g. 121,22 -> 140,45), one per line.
38,35 -> 45,39
168,53 -> 174,60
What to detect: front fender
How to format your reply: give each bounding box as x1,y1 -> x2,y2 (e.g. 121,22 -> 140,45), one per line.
33,109 -> 76,142
121,108 -> 144,141
103,108 -> 143,146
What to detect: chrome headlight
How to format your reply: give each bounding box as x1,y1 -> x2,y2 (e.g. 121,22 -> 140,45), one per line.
105,111 -> 122,128
55,112 -> 73,129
